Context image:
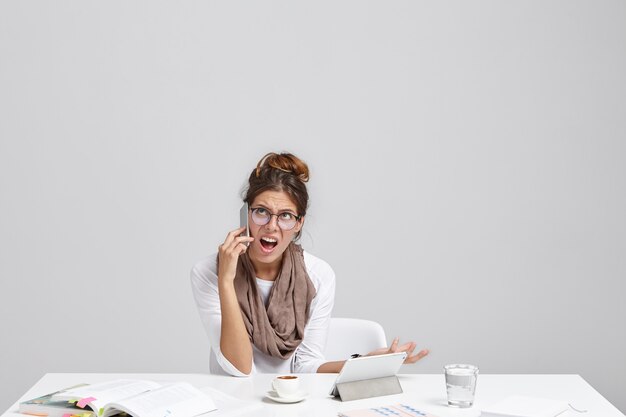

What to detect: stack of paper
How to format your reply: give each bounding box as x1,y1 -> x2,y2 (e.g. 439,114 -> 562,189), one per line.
481,396 -> 571,417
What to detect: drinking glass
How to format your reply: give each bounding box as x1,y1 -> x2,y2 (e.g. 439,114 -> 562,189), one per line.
444,364 -> 479,407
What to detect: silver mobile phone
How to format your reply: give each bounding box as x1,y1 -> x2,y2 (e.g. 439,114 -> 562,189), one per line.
239,202 -> 250,242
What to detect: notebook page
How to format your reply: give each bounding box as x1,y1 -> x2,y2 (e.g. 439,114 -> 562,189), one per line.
105,383 -> 217,417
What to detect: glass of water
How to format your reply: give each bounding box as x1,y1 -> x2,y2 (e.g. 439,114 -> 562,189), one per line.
444,364 -> 479,407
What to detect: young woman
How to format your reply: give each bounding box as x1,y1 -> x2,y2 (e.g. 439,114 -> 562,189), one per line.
191,152 -> 428,376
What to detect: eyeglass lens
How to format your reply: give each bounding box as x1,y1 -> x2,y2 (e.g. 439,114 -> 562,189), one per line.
251,208 -> 297,230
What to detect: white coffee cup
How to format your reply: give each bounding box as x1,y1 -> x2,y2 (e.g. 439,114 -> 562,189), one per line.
272,375 -> 300,398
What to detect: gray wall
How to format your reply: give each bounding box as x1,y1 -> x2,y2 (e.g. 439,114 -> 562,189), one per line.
1,0 -> 625,413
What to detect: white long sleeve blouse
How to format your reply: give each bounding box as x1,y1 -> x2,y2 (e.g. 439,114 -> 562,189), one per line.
190,250 -> 336,376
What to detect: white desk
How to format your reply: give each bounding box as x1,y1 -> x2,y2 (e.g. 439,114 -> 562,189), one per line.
2,373 -> 624,417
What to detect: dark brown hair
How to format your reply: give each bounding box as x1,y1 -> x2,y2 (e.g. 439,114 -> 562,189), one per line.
243,152 -> 310,240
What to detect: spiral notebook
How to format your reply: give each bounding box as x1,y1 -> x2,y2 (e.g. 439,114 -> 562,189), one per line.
338,404 -> 439,417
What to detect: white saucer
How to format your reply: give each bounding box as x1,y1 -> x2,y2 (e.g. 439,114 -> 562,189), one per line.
265,390 -> 308,403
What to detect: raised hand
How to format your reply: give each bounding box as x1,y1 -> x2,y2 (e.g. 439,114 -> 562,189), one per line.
367,337 -> 429,364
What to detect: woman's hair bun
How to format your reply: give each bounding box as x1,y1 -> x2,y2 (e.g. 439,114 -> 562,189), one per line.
255,152 -> 309,183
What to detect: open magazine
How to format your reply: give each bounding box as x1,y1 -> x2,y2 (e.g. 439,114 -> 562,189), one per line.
50,379 -> 216,417
19,384 -> 93,417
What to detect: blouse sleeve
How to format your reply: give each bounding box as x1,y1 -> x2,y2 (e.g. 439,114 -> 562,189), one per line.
292,258 -> 336,373
190,256 -> 255,377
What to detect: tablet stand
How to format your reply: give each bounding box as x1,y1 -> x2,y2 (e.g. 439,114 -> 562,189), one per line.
335,375 -> 403,401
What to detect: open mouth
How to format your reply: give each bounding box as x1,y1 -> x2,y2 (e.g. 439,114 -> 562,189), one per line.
260,237 -> 279,252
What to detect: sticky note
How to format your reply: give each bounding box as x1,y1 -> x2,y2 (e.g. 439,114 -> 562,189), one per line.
69,400 -> 78,404
62,414 -> 72,417
77,397 -> 96,409
99,408 -> 104,416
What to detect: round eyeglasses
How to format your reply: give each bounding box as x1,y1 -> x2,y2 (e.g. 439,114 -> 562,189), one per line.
250,207 -> 302,231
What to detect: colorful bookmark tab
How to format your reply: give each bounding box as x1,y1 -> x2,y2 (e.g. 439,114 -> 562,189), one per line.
77,397 -> 97,409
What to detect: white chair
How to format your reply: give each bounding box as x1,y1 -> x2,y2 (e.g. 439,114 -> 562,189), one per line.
324,318 -> 388,361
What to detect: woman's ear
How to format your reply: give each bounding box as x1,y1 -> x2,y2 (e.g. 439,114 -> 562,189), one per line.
294,216 -> 305,234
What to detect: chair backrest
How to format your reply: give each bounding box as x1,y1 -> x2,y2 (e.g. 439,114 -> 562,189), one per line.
324,318 -> 387,361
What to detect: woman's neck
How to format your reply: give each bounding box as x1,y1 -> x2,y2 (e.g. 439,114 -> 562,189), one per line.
250,257 -> 282,281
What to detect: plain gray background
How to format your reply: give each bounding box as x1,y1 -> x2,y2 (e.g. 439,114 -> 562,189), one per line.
1,0 -> 625,413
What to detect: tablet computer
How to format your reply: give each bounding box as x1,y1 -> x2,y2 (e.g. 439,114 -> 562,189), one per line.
329,352 -> 407,396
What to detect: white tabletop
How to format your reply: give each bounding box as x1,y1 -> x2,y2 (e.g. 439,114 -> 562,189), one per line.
2,373 -> 624,417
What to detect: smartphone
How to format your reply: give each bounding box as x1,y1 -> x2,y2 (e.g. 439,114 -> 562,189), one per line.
239,202 -> 250,243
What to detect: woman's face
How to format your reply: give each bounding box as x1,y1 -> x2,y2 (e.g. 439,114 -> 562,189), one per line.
247,190 -> 304,267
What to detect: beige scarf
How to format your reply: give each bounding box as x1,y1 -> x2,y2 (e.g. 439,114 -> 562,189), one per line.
232,242 -> 317,359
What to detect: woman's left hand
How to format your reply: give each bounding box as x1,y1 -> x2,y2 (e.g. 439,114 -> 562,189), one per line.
366,337 -> 429,364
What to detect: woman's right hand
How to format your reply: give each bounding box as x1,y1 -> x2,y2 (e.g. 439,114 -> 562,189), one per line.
218,227 -> 255,285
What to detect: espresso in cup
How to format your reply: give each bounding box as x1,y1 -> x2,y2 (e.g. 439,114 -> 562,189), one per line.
272,375 -> 300,398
